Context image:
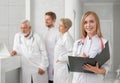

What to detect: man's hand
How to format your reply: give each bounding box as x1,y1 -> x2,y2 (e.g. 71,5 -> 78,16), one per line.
38,68 -> 45,75
10,50 -> 17,56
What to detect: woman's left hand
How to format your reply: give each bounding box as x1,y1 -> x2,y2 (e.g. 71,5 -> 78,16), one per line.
84,62 -> 100,74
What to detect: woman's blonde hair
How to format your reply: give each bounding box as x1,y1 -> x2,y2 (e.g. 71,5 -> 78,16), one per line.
80,11 -> 102,38
60,18 -> 72,29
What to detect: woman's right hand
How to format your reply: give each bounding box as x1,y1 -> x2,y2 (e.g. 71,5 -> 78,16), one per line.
10,50 -> 17,56
81,53 -> 88,58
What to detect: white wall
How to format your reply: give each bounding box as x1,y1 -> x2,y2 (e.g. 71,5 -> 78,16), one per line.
65,0 -> 83,40
0,0 -> 25,51
113,3 -> 120,71
0,0 -> 25,83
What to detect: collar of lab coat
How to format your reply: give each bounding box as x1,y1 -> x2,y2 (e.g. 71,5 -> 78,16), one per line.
63,31 -> 69,36
86,34 -> 98,40
47,26 -> 55,30
20,31 -> 33,39
60,31 -> 70,40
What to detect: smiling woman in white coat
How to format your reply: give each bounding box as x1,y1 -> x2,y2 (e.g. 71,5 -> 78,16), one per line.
54,18 -> 74,83
11,20 -> 49,83
72,11 -> 111,83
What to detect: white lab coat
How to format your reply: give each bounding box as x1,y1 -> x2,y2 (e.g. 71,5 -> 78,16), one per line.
72,35 -> 111,83
54,32 -> 74,83
13,31 -> 49,83
45,27 -> 60,81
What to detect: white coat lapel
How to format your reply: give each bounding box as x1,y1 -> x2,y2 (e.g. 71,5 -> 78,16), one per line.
20,32 -> 34,56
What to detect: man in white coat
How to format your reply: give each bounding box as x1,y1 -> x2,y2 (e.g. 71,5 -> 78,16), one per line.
11,20 -> 49,83
44,11 -> 59,83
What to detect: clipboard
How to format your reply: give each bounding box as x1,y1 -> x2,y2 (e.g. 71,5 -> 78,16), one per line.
68,41 -> 110,73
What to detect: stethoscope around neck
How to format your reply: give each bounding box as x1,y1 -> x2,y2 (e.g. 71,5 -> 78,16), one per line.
76,40 -> 85,56
78,40 -> 84,46
19,34 -> 35,54
76,37 -> 104,56
19,32 -> 34,44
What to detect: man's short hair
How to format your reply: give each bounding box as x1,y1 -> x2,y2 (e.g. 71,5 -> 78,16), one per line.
45,11 -> 56,20
21,20 -> 31,27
